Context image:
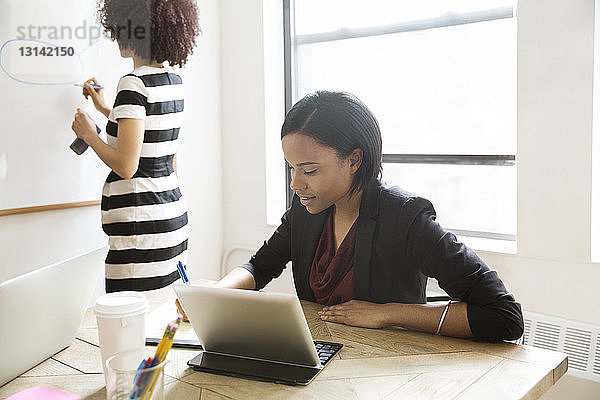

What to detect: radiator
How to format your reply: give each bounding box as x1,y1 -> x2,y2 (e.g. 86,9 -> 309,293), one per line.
523,311 -> 600,382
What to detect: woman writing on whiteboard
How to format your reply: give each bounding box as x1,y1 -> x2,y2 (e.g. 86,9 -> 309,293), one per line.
70,0 -> 199,292
216,91 -> 524,341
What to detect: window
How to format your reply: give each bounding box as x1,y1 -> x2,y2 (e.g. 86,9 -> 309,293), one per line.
284,0 -> 516,251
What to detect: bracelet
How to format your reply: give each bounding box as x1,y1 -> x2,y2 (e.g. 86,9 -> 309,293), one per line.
435,300 -> 452,336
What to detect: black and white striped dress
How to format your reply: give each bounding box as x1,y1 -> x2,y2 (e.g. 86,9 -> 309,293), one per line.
101,65 -> 188,293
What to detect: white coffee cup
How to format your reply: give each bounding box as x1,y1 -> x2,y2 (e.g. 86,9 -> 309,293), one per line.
94,291 -> 149,384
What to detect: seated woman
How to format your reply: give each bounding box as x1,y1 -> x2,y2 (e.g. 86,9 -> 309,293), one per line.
216,91 -> 523,341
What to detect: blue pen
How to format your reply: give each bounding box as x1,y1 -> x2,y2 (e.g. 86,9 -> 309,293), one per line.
133,357 -> 147,382
128,358 -> 149,400
134,356 -> 159,400
131,356 -> 158,400
177,261 -> 190,284
73,82 -> 104,90
176,262 -> 184,283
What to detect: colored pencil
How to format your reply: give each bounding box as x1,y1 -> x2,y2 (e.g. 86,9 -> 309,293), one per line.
139,323 -> 179,399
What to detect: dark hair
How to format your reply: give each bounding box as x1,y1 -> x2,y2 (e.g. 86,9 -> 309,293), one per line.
97,0 -> 200,67
281,91 -> 383,195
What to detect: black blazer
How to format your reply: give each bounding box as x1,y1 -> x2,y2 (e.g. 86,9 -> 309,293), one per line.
241,179 -> 524,341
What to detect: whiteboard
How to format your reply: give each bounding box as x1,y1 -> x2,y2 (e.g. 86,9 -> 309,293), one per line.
0,0 -> 133,210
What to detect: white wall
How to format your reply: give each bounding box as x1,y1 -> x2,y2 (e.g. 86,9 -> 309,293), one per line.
0,0 -> 223,290
178,0 -> 223,281
487,0 -> 600,325
220,0 -> 283,260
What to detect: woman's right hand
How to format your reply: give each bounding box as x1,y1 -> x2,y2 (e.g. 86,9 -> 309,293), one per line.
82,77 -> 110,118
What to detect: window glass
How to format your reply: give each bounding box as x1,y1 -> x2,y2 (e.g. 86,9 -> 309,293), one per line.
295,19 -> 516,155
289,1 -> 517,239
382,163 -> 516,236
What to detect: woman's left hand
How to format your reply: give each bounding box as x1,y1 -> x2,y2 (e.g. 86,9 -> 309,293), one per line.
318,300 -> 388,328
71,108 -> 97,143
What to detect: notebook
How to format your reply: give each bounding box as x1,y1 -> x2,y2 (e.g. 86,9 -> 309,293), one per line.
173,284 -> 343,385
0,246 -> 106,387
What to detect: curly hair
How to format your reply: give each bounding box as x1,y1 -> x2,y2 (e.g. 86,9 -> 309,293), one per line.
97,0 -> 200,67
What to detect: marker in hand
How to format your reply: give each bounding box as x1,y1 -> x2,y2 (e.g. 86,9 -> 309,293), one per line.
71,81 -> 103,154
74,82 -> 104,90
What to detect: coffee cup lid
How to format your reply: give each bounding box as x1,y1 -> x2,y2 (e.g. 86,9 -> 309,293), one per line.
94,291 -> 149,318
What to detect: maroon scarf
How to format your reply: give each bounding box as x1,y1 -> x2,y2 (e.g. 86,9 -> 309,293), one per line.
309,212 -> 357,305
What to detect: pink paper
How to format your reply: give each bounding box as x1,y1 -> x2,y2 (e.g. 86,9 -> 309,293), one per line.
5,386 -> 81,400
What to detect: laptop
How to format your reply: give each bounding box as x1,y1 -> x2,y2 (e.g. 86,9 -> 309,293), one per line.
173,284 -> 343,385
0,246 -> 106,387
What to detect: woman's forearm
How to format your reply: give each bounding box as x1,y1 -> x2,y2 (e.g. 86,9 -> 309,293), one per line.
214,267 -> 256,290
381,301 -> 472,338
86,134 -> 138,179
100,106 -> 111,119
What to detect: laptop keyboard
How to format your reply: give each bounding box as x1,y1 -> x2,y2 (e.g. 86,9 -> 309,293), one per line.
314,341 -> 343,365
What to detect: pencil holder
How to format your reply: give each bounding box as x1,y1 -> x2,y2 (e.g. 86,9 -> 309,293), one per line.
105,351 -> 168,400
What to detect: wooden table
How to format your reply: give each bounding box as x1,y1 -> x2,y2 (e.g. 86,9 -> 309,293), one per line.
0,286 -> 567,400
